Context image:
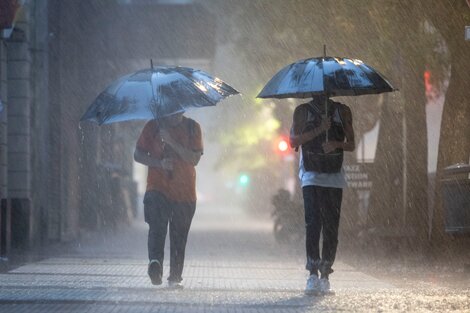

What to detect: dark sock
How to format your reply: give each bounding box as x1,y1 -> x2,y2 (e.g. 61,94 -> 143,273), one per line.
320,273 -> 329,280
310,270 -> 319,277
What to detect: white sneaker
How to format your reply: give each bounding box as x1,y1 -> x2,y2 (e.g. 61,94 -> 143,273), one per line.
305,274 -> 321,295
168,280 -> 184,290
319,278 -> 333,294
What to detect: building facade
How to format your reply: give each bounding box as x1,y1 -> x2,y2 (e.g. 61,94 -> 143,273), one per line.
0,0 -> 216,267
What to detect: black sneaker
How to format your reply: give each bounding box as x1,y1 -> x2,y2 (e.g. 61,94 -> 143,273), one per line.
148,260 -> 162,285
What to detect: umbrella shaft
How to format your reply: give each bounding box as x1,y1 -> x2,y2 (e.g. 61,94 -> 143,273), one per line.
325,97 -> 329,142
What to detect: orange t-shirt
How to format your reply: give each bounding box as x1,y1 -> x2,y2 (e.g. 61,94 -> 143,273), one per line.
136,117 -> 203,203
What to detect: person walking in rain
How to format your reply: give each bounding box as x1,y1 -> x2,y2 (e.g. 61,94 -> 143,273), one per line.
290,95 -> 355,295
134,112 -> 203,289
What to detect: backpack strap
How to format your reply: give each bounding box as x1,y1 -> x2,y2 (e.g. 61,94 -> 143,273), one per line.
187,118 -> 196,138
330,101 -> 346,130
308,101 -> 322,114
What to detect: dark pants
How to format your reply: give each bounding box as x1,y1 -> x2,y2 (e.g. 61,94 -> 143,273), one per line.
302,185 -> 342,277
143,190 -> 196,282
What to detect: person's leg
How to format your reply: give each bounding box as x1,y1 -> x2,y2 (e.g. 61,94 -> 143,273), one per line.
144,191 -> 171,272
168,201 -> 196,283
303,186 -> 323,277
319,187 -> 342,279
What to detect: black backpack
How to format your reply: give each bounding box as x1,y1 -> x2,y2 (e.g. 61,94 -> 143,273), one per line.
301,100 -> 345,173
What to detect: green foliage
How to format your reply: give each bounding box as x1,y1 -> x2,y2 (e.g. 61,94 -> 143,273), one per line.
213,103 -> 281,174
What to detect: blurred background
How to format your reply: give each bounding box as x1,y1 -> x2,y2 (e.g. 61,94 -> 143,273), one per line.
0,0 -> 469,266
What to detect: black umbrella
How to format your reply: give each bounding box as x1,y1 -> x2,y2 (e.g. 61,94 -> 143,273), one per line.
81,64 -> 239,125
257,46 -> 396,140
257,47 -> 395,99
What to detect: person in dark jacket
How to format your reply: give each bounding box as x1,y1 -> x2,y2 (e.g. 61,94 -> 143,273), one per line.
290,95 -> 355,294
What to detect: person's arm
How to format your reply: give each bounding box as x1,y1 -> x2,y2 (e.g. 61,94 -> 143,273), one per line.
159,129 -> 202,166
289,105 -> 331,148
134,121 -> 173,170
322,106 -> 355,153
133,147 -> 173,170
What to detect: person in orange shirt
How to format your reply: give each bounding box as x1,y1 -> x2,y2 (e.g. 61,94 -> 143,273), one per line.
134,112 -> 203,289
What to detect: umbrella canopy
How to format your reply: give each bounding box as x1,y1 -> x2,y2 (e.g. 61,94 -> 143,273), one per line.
81,66 -> 239,125
257,57 -> 395,99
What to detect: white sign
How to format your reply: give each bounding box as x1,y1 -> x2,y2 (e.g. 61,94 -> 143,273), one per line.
466,26 -> 470,41
344,164 -> 372,189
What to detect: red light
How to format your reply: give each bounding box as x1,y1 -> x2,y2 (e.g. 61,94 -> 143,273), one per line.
278,140 -> 288,152
424,70 -> 434,100
424,70 -> 431,80
275,136 -> 290,155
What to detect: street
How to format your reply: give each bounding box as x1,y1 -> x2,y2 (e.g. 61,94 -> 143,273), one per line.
1,1 -> 470,312
0,206 -> 468,313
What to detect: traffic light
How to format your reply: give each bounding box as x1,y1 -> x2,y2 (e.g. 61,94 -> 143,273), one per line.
278,138 -> 289,152
238,173 -> 250,187
275,136 -> 291,155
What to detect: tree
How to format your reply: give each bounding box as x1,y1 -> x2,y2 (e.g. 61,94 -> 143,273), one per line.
420,0 -> 470,244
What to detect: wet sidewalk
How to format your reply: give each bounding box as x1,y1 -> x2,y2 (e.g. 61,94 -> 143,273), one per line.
0,206 -> 468,312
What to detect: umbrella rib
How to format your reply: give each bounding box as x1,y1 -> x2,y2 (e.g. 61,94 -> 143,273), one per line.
149,71 -> 159,117
96,78 -> 128,124
339,58 -> 355,96
352,63 -> 375,94
175,71 -> 219,106
360,64 -> 391,93
112,77 -> 129,99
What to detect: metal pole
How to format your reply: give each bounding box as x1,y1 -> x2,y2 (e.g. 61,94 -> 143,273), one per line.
323,44 -> 329,142
325,96 -> 329,142
402,110 -> 408,226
